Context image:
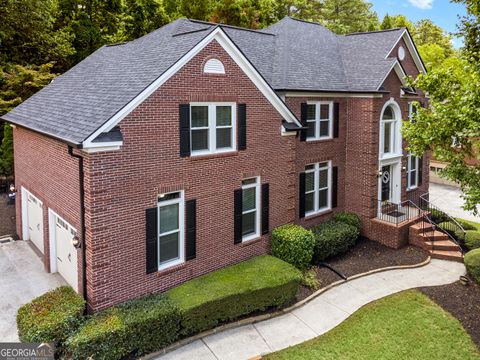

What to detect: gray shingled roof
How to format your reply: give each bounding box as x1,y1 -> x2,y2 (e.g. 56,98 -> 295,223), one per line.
2,17 -> 408,145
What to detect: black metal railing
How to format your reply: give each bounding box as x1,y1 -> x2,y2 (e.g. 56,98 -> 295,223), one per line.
376,199 -> 423,226
419,193 -> 465,253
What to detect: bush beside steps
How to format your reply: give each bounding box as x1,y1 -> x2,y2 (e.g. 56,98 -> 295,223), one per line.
465,249 -> 480,284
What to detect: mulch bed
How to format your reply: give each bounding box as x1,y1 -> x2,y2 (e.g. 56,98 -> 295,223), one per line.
296,237 -> 429,301
420,277 -> 480,349
0,193 -> 16,237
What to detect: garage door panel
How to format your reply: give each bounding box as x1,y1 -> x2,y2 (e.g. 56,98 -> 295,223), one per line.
54,215 -> 78,292
26,193 -> 44,254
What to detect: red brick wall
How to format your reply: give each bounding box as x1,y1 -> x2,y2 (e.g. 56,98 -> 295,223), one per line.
83,40 -> 298,311
13,127 -> 83,290
284,97 -> 347,226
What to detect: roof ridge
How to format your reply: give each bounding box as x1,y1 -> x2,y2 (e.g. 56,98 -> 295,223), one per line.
345,27 -> 405,36
187,19 -> 275,36
285,16 -> 327,28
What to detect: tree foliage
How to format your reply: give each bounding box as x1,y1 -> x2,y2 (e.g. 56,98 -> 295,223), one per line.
0,0 -> 462,181
404,1 -> 480,214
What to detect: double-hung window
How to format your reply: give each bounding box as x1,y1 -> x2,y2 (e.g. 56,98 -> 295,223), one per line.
306,102 -> 333,140
190,103 -> 236,155
157,191 -> 184,269
305,162 -> 331,215
241,177 -> 260,241
407,153 -> 419,189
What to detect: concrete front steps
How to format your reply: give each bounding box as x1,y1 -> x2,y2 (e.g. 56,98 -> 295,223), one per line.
409,222 -> 464,263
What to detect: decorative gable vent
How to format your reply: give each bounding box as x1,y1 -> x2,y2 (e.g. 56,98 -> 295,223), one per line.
204,58 -> 225,74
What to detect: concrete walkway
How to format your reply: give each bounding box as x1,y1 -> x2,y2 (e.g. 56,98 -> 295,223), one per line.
430,183 -> 480,223
0,240 -> 65,341
155,259 -> 465,360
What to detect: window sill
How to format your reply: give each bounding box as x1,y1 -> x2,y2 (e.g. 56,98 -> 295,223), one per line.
190,151 -> 239,161
240,236 -> 263,247
305,137 -> 334,143
406,186 -> 418,192
156,261 -> 186,276
304,209 -> 333,221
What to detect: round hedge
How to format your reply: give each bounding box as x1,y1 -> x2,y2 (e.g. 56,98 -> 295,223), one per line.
271,224 -> 315,271
311,220 -> 359,262
465,231 -> 480,251
16,286 -> 85,353
464,249 -> 480,284
333,211 -> 362,231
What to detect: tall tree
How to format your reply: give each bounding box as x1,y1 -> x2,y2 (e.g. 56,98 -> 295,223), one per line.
0,63 -> 56,177
404,0 -> 480,214
317,0 -> 379,34
120,0 -> 170,40
453,0 -> 480,59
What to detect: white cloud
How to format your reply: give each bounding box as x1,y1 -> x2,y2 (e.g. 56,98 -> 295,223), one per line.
408,0 -> 434,9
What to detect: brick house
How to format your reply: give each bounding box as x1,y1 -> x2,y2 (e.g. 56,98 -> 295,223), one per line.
2,17 -> 429,312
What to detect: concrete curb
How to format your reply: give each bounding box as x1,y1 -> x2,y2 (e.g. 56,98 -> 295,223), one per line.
141,256 -> 431,360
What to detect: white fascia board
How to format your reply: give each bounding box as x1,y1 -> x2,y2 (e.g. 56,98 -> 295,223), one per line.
82,27 -> 301,150
281,91 -> 384,98
376,60 -> 407,91
386,29 -> 427,75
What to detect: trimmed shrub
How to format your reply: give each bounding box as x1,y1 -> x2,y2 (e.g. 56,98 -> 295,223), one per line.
312,220 -> 359,262
456,219 -> 478,231
333,211 -> 362,231
465,231 -> 480,251
65,294 -> 181,360
166,255 -> 302,336
271,224 -> 315,270
429,209 -> 449,224
438,221 -> 467,243
465,249 -> 480,284
17,286 -> 84,351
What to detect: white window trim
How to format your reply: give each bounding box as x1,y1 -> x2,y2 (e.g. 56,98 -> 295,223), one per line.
242,177 -> 261,242
407,153 -> 419,190
305,161 -> 332,217
190,102 -> 236,156
306,101 -> 333,141
379,100 -> 402,160
157,191 -> 185,271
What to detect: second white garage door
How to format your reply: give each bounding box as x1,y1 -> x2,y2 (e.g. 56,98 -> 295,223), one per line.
50,212 -> 79,292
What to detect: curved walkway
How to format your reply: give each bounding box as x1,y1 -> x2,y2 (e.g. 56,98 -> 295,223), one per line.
153,259 -> 466,360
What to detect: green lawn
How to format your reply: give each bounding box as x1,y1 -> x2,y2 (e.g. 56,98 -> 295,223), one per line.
458,218 -> 480,231
265,291 -> 480,360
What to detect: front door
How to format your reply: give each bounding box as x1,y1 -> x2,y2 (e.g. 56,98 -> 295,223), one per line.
381,165 -> 392,202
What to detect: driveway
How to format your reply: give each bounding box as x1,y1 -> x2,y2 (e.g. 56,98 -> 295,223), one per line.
429,183 -> 480,223
0,240 -> 65,341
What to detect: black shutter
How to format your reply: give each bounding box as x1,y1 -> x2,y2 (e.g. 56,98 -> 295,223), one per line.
261,183 -> 269,235
418,156 -> 423,186
333,102 -> 340,138
185,199 -> 196,260
332,166 -> 338,208
234,189 -> 243,244
238,104 -> 247,150
179,104 -> 190,157
146,207 -> 158,274
299,172 -> 306,219
300,103 -> 308,141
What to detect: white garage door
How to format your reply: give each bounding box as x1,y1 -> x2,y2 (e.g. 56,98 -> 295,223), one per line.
53,214 -> 78,292
26,192 -> 44,254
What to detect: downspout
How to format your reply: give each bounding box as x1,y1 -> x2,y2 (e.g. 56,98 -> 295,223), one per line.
68,146 -> 87,312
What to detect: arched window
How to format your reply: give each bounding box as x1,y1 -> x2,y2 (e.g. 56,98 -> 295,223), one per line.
381,104 -> 399,156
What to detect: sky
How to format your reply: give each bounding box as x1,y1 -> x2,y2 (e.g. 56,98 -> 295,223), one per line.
370,0 -> 467,47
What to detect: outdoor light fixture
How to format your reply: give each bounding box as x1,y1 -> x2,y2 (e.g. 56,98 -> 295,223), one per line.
159,193 -> 166,199
460,275 -> 469,286
71,235 -> 81,249
402,166 -> 407,171
377,170 -> 383,177
9,184 -> 16,193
